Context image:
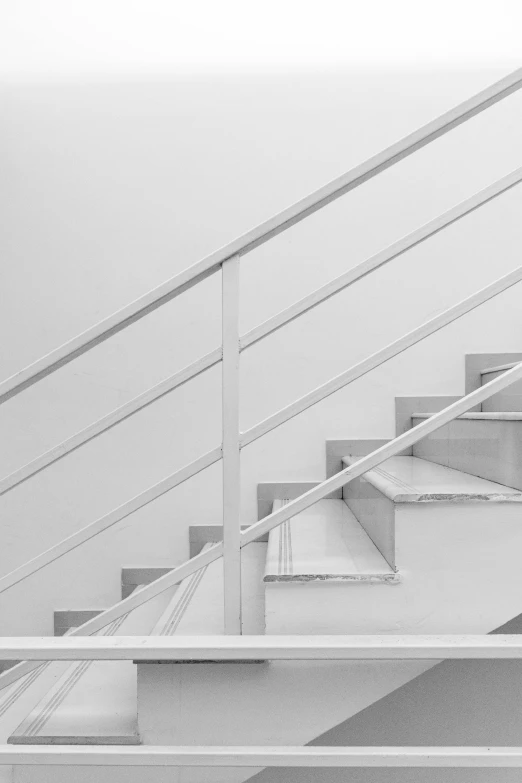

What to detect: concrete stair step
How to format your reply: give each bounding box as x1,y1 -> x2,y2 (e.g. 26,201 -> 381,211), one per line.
342,455 -> 522,569
8,587 -> 176,746
264,499 -> 398,583
152,542 -> 267,636
410,414 -> 522,489
342,454 -> 522,503
481,361 -> 522,412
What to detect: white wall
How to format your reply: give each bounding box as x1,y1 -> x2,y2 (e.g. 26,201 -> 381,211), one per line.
1,66 -> 522,631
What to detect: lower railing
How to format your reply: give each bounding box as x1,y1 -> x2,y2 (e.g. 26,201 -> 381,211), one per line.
2,745 -> 522,767
1,635 -> 522,768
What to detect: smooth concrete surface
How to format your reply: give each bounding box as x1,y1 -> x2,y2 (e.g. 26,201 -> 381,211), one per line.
481,368 -> 522,412
412,416 -> 522,489
250,615 -> 522,783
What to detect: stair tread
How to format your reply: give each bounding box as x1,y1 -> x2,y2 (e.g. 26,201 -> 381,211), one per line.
342,455 -> 522,503
264,499 -> 398,583
8,586 -> 177,745
152,542 -> 267,636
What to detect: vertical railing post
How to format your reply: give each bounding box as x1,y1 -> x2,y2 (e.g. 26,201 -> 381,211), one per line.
222,254 -> 242,634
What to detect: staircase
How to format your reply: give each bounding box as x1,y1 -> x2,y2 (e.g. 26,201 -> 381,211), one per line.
2,67 -> 522,781
0,352 -> 521,782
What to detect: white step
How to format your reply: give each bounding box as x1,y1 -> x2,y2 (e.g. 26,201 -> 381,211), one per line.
8,586 -> 176,746
410,413 -> 522,489
264,499 -> 398,583
343,454 -> 522,503
151,542 -> 267,636
481,361 -> 522,412
343,455 -> 522,568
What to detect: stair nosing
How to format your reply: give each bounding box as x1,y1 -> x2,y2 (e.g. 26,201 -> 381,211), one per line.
342,455 -> 522,503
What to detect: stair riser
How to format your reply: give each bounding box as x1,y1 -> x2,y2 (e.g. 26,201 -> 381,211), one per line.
481,371 -> 522,412
266,502 -> 522,635
343,477 -> 395,568
412,417 -> 522,489
395,396 -> 463,448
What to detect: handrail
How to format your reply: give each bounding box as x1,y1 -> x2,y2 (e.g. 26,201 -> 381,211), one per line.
1,267 -> 520,597
240,166 -> 522,350
241,360 -> 522,545
1,360 -> 521,692
2,745 -> 522,767
2,167 -> 521,497
1,67 -> 521,407
0,349 -> 222,496
0,447 -> 222,595
2,634 -> 522,660
241,265 -> 522,446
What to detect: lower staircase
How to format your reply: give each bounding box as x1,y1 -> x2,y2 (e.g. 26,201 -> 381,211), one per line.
2,352 -> 522,783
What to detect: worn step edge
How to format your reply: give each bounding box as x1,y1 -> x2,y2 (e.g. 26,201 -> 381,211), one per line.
342,455 -> 522,503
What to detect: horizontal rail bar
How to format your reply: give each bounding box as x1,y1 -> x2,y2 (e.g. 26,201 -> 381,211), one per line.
0,447 -> 222,595
1,745 -> 522,767
241,360 -> 522,545
241,166 -> 522,350
2,634 -> 522,661
241,265 -> 522,446
4,168 -> 521,499
0,349 -> 221,496
0,541 -> 225,692
1,68 -> 520,406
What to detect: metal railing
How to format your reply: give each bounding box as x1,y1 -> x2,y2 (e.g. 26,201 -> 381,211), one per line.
1,65 -> 522,644
2,636 -> 522,767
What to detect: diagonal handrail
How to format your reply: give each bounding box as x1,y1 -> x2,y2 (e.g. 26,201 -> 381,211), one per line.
0,349 -> 221,496
1,360 -> 521,692
0,447 -> 222,595
2,167 -> 522,497
1,265 -> 520,598
0,67 -> 521,407
241,265 -> 522,446
241,166 -> 522,349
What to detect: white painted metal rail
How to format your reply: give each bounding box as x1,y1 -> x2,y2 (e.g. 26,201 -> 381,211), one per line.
0,67 -> 520,407
1,634 -> 522,660
1,166 -> 521,497
1,67 -> 522,641
2,745 -> 522,767
1,267 -> 520,601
